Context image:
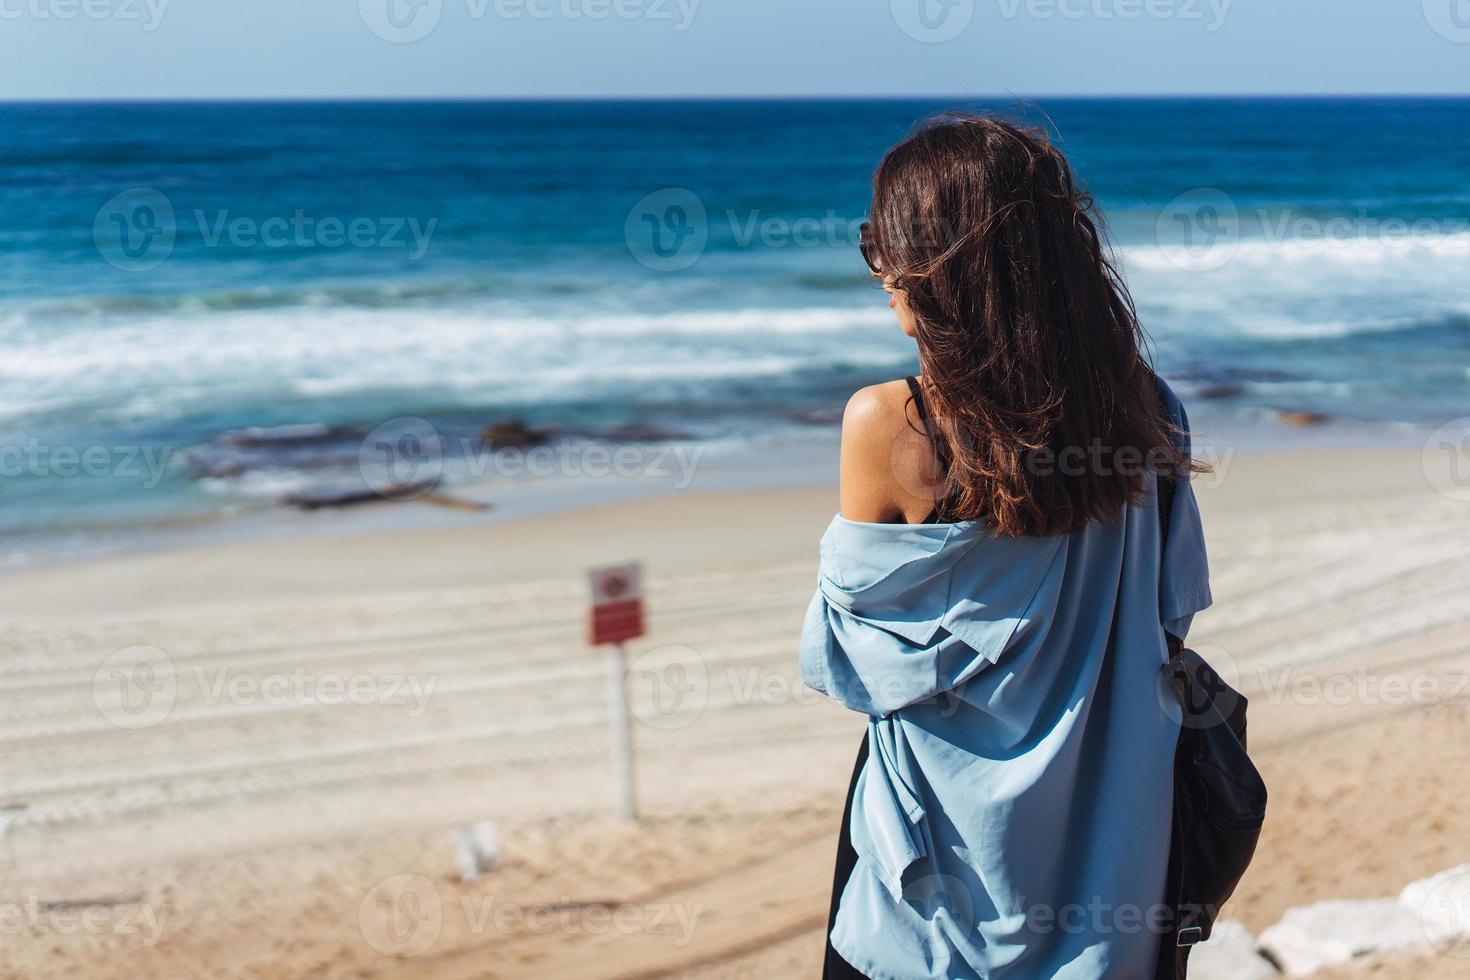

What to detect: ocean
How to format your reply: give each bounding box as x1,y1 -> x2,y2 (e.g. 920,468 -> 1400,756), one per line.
3,97 -> 1469,557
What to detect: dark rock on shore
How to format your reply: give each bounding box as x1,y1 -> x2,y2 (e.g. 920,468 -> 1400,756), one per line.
1196,383 -> 1247,400
1278,410 -> 1329,427
549,422 -> 695,443
597,422 -> 694,443
185,459 -> 251,479
282,482 -> 436,510
183,424 -> 367,480
221,424 -> 360,448
788,407 -> 845,426
481,418 -> 553,450
282,483 -> 490,512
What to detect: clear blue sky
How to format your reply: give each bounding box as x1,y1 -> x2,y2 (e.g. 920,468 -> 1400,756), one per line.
2,0 -> 1467,99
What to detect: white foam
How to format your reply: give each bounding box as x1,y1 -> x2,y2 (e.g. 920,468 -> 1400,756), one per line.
196,470 -> 325,500
0,303 -> 904,424
1121,229 -> 1470,273
1121,229 -> 1470,345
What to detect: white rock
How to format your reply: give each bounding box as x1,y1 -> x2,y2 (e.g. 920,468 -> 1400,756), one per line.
1257,899 -> 1431,975
1400,864 -> 1470,949
452,820 -> 502,882
0,803 -> 26,842
1186,920 -> 1278,980
467,821 -> 501,871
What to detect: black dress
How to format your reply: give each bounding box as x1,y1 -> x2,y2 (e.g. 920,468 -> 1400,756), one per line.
822,735 -> 871,978
822,377 -> 954,979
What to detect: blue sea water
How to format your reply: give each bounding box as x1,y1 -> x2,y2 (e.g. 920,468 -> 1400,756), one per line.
2,98 -> 1469,554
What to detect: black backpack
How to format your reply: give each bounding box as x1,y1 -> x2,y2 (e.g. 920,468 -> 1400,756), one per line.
1153,470 -> 1269,978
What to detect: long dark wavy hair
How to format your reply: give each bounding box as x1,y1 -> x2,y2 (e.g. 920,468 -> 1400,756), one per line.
865,112 -> 1195,538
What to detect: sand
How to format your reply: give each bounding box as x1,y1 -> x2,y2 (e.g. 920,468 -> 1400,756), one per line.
1,445 -> 1468,978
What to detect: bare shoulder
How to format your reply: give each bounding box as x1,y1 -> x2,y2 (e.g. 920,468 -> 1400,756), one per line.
839,378 -> 931,524
842,379 -> 916,444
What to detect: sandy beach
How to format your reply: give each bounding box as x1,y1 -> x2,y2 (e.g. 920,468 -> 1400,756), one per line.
2,443 -> 1469,978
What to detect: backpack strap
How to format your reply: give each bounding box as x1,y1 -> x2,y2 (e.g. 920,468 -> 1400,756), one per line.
1153,374 -> 1186,659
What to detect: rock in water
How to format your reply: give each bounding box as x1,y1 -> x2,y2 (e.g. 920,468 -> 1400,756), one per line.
482,419 -> 552,450
221,424 -> 352,448
1196,383 -> 1246,400
788,407 -> 845,426
601,422 -> 693,442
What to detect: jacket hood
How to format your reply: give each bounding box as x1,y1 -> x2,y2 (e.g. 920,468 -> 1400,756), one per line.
818,515 -> 1068,651
804,516 -> 1069,716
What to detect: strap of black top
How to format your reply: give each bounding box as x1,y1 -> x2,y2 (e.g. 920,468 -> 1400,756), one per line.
905,376 -> 955,524
904,376 -> 927,419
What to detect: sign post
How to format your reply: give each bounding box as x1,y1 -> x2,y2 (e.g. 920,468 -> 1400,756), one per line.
588,562 -> 645,820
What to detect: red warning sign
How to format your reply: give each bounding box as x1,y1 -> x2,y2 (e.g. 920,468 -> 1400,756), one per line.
589,562 -> 645,646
